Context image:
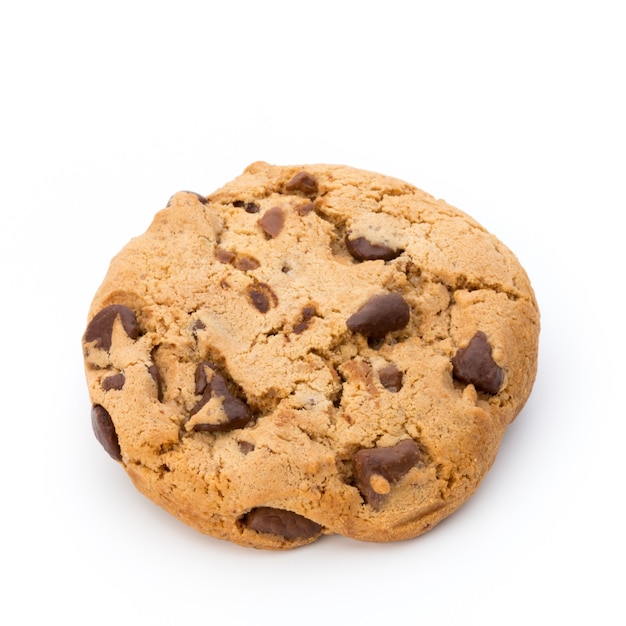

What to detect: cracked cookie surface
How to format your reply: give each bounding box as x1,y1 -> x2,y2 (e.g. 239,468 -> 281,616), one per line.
82,162 -> 539,549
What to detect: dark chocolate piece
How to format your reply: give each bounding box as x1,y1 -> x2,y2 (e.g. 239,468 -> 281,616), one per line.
247,283 -> 278,313
285,171 -> 318,195
84,305 -> 139,351
238,441 -> 255,454
345,235 -> 402,262
101,373 -> 125,391
245,507 -> 322,539
378,364 -> 403,392
91,404 -> 122,461
234,255 -> 260,271
192,320 -> 206,333
194,361 -> 213,395
294,305 -> 317,334
216,247 -> 260,271
258,206 -> 285,238
249,289 -> 269,313
206,374 -> 250,428
451,331 -> 504,394
234,200 -> 260,213
148,364 -> 163,402
353,439 -> 420,508
191,366 -> 252,432
215,247 -> 236,264
295,201 -> 315,216
346,293 -> 410,338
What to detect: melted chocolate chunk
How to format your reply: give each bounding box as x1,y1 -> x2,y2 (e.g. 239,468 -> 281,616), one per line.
234,200 -> 260,213
345,235 -> 402,262
245,507 -> 322,540
249,289 -> 269,313
234,255 -> 260,271
191,365 -> 252,432
367,337 -> 385,350
378,364 -> 403,392
194,361 -> 214,395
148,364 -> 163,402
238,441 -> 255,454
294,305 -> 317,334
451,331 -> 504,394
247,282 -> 278,313
258,206 -> 285,238
285,171 -> 318,196
353,440 -> 420,508
295,201 -> 315,216
91,404 -> 122,461
192,320 -> 206,333
215,247 -> 236,264
84,305 -> 139,351
216,247 -> 260,271
346,293 -> 410,338
201,374 -> 251,430
101,373 -> 125,391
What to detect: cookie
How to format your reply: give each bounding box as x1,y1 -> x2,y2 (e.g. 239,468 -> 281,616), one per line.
82,162 -> 539,549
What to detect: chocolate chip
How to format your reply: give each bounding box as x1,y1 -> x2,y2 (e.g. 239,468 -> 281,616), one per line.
367,337 -> 385,350
191,366 -> 252,432
91,404 -> 122,461
249,289 -> 269,313
378,364 -> 403,392
353,439 -> 421,508
295,201 -> 315,216
206,374 -> 252,429
194,361 -> 215,395
101,373 -> 125,391
84,305 -> 139,352
258,206 -> 285,238
216,247 -> 260,271
234,255 -> 260,271
234,200 -> 260,213
245,507 -> 322,540
346,293 -> 410,338
302,305 -> 316,319
294,305 -> 317,334
148,363 -> 163,402
451,331 -> 504,394
238,441 -> 255,454
215,247 -> 236,264
285,171 -> 318,196
192,320 -> 206,333
345,235 -> 402,262
247,282 -> 278,313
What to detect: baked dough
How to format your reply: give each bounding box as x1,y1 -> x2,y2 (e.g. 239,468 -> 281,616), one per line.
83,162 -> 539,549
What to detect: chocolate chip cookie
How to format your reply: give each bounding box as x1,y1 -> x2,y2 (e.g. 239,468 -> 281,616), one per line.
82,162 -> 540,549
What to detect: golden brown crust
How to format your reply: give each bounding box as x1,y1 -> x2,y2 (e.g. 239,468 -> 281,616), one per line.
82,162 -> 539,549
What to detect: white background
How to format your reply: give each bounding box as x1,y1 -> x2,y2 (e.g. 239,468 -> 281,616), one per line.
2,1 -> 623,624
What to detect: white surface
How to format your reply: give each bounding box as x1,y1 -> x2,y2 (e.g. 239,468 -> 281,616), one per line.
1,1 -> 623,624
